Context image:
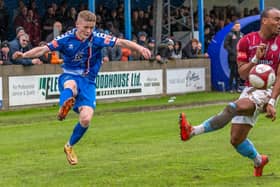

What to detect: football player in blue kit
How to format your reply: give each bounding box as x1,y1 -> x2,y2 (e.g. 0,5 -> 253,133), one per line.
14,10 -> 151,165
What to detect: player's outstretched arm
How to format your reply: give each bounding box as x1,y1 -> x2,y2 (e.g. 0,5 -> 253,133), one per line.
115,38 -> 151,59
13,45 -> 50,59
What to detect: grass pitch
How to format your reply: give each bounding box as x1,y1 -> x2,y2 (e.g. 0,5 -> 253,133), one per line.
1,92 -> 280,187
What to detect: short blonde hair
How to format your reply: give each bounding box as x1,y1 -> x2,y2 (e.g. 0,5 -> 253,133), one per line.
77,10 -> 96,22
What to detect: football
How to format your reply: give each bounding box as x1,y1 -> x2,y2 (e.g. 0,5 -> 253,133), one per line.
249,64 -> 276,89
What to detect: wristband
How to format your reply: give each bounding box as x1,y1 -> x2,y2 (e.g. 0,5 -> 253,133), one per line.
250,55 -> 259,64
268,98 -> 276,107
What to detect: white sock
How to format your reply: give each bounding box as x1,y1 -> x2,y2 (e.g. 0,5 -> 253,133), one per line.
254,154 -> 262,166
192,124 -> 205,136
66,142 -> 72,147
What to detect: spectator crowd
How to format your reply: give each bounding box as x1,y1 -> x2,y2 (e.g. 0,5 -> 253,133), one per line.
0,0 -> 261,65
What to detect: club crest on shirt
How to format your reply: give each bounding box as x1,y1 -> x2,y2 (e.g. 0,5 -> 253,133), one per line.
74,52 -> 83,61
271,44 -> 278,51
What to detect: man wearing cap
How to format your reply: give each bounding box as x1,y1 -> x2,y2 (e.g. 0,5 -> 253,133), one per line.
137,31 -> 148,46
155,38 -> 174,63
15,26 -> 25,38
9,26 -> 26,51
0,40 -> 12,65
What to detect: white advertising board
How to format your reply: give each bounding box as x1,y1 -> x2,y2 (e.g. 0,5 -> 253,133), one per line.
0,77 -> 2,108
166,68 -> 206,94
9,70 -> 163,106
9,75 -> 60,106
96,70 -> 163,99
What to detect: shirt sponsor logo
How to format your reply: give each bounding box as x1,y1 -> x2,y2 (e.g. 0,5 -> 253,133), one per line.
259,59 -> 273,65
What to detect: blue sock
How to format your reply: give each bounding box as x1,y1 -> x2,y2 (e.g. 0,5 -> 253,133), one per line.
235,139 -> 258,160
202,117 -> 214,132
202,102 -> 237,133
59,88 -> 73,106
69,122 -> 88,146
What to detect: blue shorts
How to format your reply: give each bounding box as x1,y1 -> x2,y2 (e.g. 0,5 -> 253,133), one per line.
58,73 -> 96,113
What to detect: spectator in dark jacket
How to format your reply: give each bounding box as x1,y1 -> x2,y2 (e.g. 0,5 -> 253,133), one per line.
147,38 -> 156,59
0,41 -> 12,65
155,38 -> 174,63
9,33 -> 42,65
182,38 -> 201,59
224,20 -> 243,92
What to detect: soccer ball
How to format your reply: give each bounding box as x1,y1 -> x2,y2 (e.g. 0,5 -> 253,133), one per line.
249,64 -> 276,89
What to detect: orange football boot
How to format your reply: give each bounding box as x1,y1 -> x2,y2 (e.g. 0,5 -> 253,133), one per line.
57,97 -> 75,121
254,155 -> 269,177
179,113 -> 193,141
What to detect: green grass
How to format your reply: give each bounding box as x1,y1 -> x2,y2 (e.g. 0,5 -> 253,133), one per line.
1,92 -> 280,187
0,91 -> 238,125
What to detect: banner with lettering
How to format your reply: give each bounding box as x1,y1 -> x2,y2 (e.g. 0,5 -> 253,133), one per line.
166,68 -> 206,94
8,70 -> 163,106
9,75 -> 60,106
96,70 -> 163,99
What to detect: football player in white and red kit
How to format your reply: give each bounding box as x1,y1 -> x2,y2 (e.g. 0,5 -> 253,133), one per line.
179,7 -> 280,177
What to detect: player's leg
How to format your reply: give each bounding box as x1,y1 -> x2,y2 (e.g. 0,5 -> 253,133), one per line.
231,123 -> 268,177
64,79 -> 96,165
180,87 -> 260,141
180,95 -> 257,141
68,106 -> 93,146
58,75 -> 78,120
64,107 -> 93,165
230,88 -> 271,176
60,80 -> 77,106
180,102 -> 237,141
64,106 -> 94,165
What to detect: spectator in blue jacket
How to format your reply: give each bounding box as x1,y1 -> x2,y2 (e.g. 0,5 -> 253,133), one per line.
10,33 -> 42,65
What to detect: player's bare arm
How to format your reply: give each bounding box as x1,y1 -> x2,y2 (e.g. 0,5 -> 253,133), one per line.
115,38 -> 151,59
238,43 -> 267,80
266,64 -> 280,121
13,45 -> 50,59
238,61 -> 255,80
